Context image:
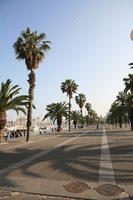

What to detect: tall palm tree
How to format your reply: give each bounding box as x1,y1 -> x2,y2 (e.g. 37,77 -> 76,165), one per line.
79,115 -> 86,128
88,108 -> 93,117
87,108 -> 96,125
0,79 -> 29,143
85,102 -> 91,116
61,79 -> 78,132
109,91 -> 128,129
43,102 -> 68,132
70,110 -> 80,129
13,27 -> 51,142
111,101 -> 124,128
91,110 -> 98,124
85,115 -> 89,127
75,93 -> 86,116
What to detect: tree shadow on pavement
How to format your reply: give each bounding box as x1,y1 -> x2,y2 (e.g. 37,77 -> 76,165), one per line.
0,143 -> 101,188
0,131 -> 133,190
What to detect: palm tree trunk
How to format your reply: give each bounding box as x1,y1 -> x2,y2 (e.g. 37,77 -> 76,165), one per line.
57,115 -> 62,133
81,107 -> 83,128
129,110 -> 133,131
131,121 -> 133,131
57,126 -> 61,132
81,108 -> 83,117
130,117 -> 133,131
0,129 -> 3,143
74,121 -> 76,129
0,111 -> 7,143
69,96 -> 71,132
26,70 -> 35,142
119,117 -> 122,128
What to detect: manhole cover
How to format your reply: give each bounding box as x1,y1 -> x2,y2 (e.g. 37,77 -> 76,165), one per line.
63,182 -> 90,193
94,184 -> 124,196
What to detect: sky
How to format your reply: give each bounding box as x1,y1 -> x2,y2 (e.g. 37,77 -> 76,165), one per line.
1,0 -> 133,120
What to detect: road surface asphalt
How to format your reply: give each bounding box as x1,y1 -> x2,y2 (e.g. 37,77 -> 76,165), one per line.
0,125 -> 133,200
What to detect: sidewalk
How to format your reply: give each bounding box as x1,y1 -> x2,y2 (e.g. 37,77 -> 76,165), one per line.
0,179 -> 133,200
0,189 -> 81,200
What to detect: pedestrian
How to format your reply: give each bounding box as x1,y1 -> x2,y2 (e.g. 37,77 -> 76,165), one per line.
97,124 -> 99,130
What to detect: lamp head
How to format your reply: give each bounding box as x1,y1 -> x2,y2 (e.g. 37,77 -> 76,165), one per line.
130,30 -> 133,41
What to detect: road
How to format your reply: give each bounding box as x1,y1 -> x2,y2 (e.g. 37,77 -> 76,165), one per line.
0,125 -> 133,199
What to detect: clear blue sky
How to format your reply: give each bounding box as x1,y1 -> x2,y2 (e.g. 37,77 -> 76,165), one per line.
1,0 -> 133,119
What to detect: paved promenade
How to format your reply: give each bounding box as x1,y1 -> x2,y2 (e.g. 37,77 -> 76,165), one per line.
0,125 -> 133,199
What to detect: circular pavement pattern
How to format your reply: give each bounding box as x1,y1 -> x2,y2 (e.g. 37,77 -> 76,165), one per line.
94,184 -> 124,196
63,182 -> 90,193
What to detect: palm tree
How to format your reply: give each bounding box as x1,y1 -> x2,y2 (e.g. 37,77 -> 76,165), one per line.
79,115 -> 86,128
75,93 -> 86,117
0,79 -> 29,143
13,27 -> 51,142
109,91 -> 128,129
43,102 -> 68,132
91,110 -> 98,124
85,102 -> 91,116
111,102 -> 124,128
61,79 -> 78,132
70,110 -> 80,129
85,115 -> 89,127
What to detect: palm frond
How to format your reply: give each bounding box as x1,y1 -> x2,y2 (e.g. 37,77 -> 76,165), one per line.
0,80 -> 29,114
13,27 -> 51,69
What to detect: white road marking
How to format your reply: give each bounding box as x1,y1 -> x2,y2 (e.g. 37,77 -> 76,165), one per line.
0,134 -> 81,175
99,126 -> 130,199
99,126 -> 115,183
